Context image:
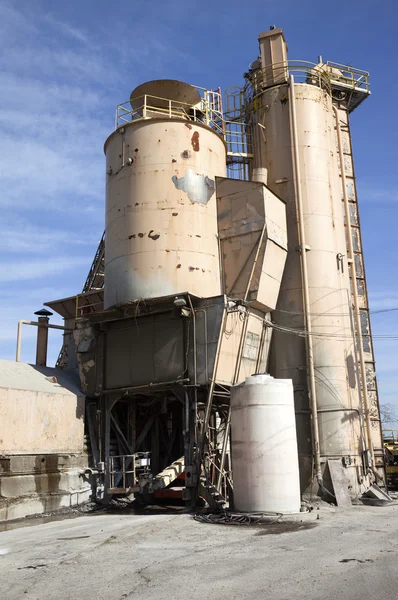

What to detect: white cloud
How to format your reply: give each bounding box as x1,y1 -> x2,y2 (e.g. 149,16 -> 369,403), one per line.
369,290 -> 398,311
0,256 -> 90,283
357,184 -> 398,203
0,2 -> 199,368
0,219 -> 100,253
0,2 -> 38,39
43,14 -> 92,46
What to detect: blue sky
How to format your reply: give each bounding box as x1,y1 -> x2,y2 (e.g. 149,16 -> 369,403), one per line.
0,0 -> 397,413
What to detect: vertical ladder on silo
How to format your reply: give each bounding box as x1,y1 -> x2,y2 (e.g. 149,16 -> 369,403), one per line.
223,86 -> 253,180
335,107 -> 384,474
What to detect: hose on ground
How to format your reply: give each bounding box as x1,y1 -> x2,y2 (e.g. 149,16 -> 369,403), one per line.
194,510 -> 283,526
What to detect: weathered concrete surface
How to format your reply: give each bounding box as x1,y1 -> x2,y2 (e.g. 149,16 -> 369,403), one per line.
0,360 -> 84,454
0,486 -> 91,522
0,361 -> 88,522
1,504 -> 398,599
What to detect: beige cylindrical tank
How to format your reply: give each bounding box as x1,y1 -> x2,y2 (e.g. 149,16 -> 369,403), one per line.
249,81 -> 364,495
104,114 -> 226,308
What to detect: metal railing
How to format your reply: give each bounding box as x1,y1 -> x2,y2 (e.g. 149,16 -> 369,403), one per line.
107,452 -> 151,493
224,121 -> 253,157
115,87 -> 252,162
384,430 -> 398,444
325,60 -> 370,93
224,86 -> 245,121
235,60 -> 370,113
244,60 -> 332,106
75,292 -> 104,318
115,86 -> 224,133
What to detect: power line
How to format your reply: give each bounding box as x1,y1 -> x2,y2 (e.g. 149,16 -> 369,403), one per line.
272,307 -> 398,318
265,319 -> 398,341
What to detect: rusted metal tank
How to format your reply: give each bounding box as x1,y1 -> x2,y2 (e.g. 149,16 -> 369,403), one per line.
104,81 -> 227,308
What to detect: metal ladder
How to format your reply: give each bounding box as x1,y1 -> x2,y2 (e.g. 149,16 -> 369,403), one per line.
336,107 -> 384,467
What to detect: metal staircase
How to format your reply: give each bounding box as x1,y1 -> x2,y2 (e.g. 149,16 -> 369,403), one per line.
82,231 -> 105,293
199,478 -> 226,510
55,232 -> 105,368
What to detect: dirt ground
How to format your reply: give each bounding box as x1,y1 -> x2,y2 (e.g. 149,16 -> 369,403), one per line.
1,503 -> 398,600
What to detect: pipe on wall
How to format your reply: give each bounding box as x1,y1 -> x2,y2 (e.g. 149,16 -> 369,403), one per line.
16,320 -> 71,364
288,75 -> 322,486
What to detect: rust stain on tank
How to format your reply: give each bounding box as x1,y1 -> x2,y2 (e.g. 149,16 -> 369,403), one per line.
138,233 -> 145,238
185,123 -> 192,130
172,212 -> 178,216
128,234 -> 136,239
196,235 -> 201,238
191,131 -> 200,152
148,230 -> 160,240
176,264 -> 181,269
189,266 -> 200,271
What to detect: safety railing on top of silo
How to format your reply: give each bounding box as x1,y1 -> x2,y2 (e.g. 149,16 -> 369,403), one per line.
115,86 -> 225,132
242,60 -> 370,110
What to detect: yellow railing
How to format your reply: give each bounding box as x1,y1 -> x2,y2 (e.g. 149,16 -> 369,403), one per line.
75,293 -> 104,318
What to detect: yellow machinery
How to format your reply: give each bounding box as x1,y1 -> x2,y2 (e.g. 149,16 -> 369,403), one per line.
383,430 -> 398,488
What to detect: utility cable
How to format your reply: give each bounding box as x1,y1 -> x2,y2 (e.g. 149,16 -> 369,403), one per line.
272,307 -> 398,317
194,510 -> 283,526
265,319 -> 398,341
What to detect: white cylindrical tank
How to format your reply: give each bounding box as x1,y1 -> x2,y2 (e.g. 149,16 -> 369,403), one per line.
104,116 -> 226,309
230,374 -> 301,514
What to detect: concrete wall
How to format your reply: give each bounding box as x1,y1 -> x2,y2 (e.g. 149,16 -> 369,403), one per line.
0,361 -> 90,522
0,388 -> 84,454
0,360 -> 85,455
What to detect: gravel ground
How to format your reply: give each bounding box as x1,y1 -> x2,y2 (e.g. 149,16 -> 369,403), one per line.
1,503 -> 398,600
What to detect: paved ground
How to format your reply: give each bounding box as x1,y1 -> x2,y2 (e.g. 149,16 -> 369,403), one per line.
1,503 -> 398,600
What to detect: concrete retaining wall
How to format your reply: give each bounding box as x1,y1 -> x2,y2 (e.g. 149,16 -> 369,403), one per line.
0,361 -> 91,522
0,453 -> 91,522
